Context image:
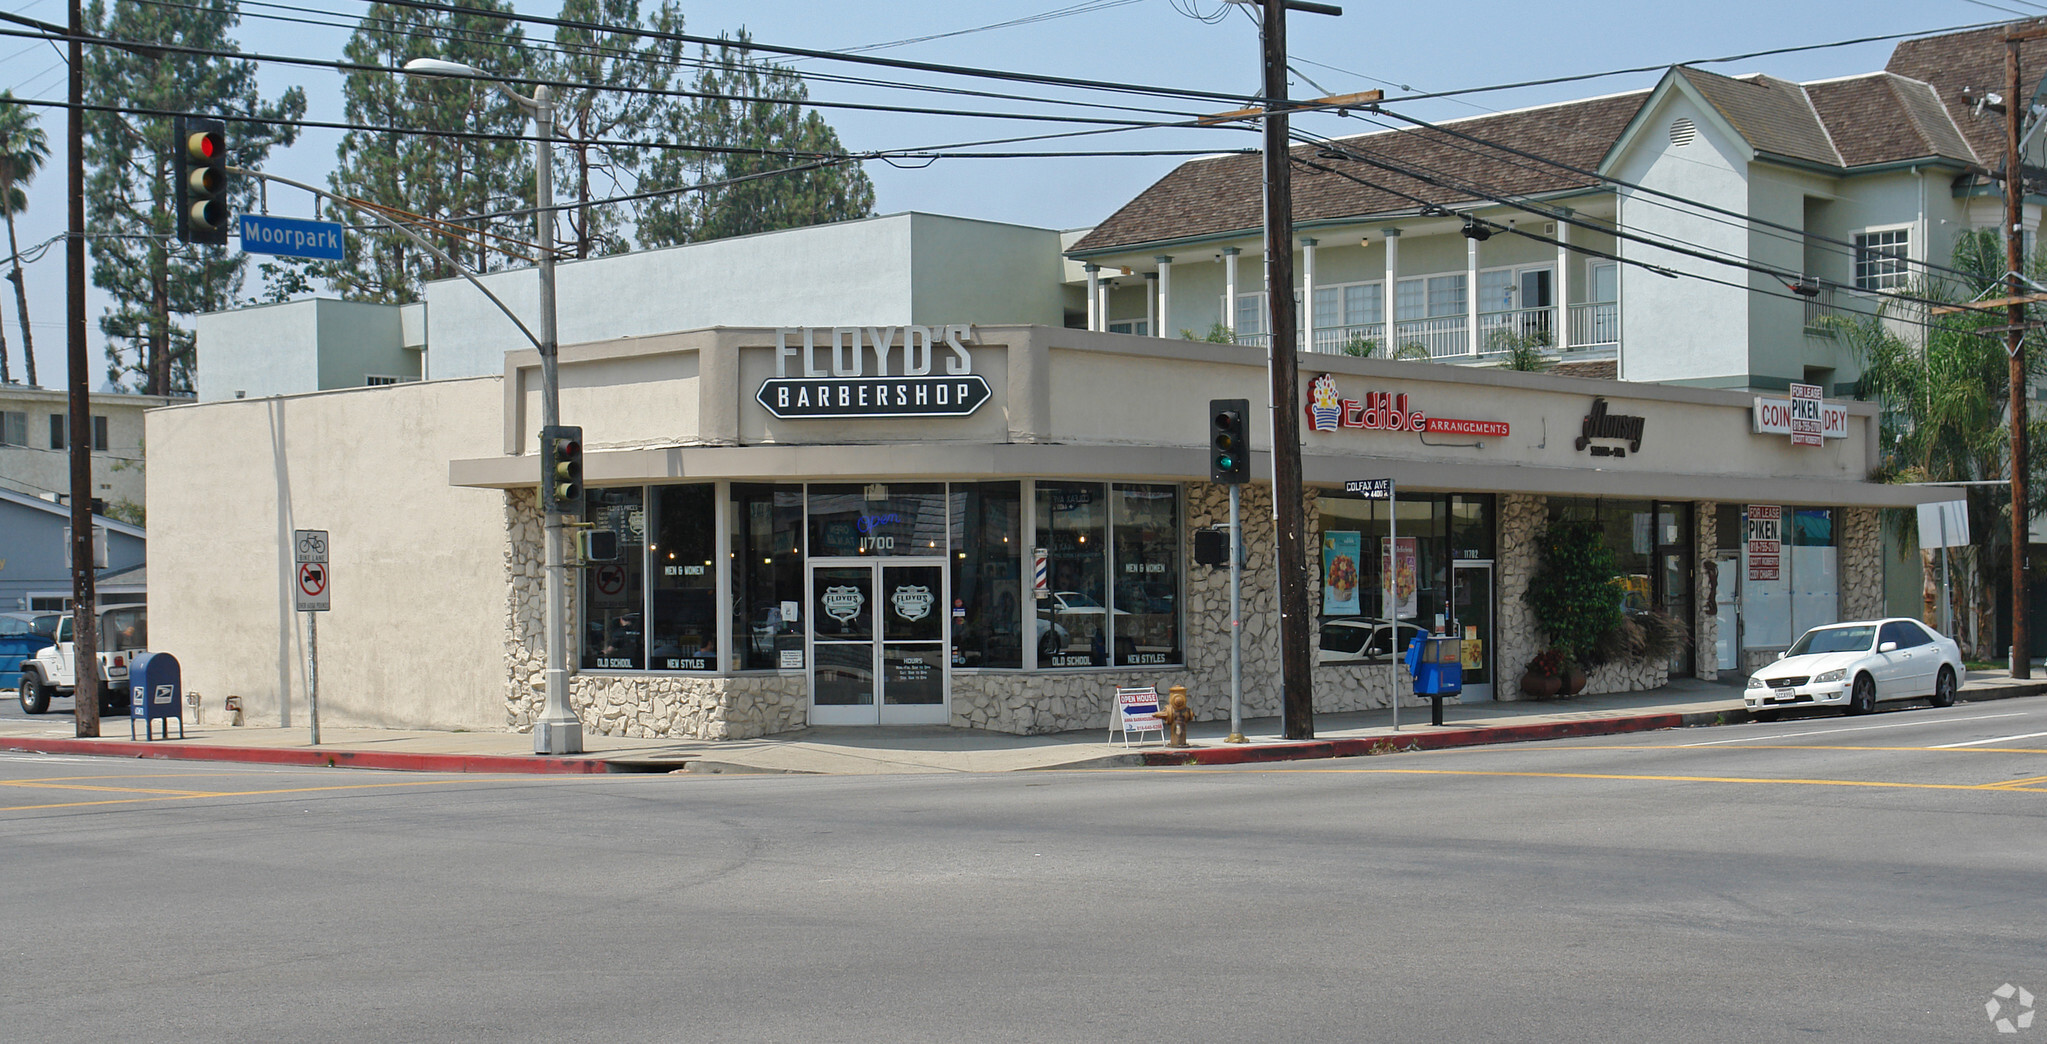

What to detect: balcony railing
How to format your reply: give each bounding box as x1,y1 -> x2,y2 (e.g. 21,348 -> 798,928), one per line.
1228,303 -> 1619,357
1569,302 -> 1618,347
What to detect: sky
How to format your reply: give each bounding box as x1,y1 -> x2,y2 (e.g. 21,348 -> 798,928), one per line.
1,0 -> 2042,389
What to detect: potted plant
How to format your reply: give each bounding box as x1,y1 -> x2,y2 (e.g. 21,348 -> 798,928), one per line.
1557,651 -> 1587,696
1521,648 -> 1566,698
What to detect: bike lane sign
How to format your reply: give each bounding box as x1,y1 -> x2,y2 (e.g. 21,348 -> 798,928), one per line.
294,529 -> 330,612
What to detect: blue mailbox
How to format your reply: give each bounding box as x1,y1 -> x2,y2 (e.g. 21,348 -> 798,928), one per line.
1405,631 -> 1463,726
128,651 -> 184,741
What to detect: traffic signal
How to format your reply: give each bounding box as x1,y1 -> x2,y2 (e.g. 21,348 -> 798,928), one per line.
540,424 -> 584,515
1209,398 -> 1250,484
577,529 -> 619,562
172,116 -> 229,245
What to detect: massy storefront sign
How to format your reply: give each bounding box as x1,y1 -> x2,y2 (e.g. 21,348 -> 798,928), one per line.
759,325 -> 991,419
1304,374 -> 1509,438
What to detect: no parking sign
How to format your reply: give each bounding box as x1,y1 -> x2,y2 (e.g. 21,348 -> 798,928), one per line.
294,529 -> 330,612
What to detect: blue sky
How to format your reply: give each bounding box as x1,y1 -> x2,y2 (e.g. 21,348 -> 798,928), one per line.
0,0 -> 2038,386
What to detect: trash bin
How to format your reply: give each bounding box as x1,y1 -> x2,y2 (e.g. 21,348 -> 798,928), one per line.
128,651 -> 184,741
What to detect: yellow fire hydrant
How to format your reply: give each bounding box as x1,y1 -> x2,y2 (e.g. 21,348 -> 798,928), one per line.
1153,685 -> 1195,748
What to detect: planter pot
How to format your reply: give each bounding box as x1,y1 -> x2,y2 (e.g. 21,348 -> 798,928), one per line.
1519,673 -> 1562,699
1558,666 -> 1588,696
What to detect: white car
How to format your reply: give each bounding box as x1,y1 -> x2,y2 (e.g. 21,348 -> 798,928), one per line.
1745,618 -> 1962,717
1318,619 -> 1426,664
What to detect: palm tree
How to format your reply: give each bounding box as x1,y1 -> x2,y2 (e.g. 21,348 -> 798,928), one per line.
0,94 -> 49,386
1829,228 -> 2047,657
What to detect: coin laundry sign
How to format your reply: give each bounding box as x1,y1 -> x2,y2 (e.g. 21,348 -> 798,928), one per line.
758,325 -> 991,419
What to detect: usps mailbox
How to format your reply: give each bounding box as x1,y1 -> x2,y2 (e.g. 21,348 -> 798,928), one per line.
1404,631 -> 1463,727
128,651 -> 184,741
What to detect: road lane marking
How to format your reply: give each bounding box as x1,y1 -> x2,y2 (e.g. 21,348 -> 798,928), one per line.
1680,712 -> 2028,746
0,776 -> 528,813
1221,767 -> 2047,792
1933,730 -> 2047,749
1981,775 -> 2047,790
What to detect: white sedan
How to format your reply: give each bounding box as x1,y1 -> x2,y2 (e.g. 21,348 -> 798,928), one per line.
1745,618 -> 1963,716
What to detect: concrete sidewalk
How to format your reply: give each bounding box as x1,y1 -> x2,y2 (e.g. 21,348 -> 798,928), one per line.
4,670 -> 2042,775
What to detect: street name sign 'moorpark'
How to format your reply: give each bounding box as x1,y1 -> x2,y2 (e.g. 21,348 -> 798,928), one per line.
240,215 -> 346,261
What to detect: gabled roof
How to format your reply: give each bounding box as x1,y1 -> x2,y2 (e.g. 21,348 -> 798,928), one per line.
1887,21 -> 2047,167
1067,92 -> 1649,256
1673,67 -> 1843,167
1803,72 -> 1979,167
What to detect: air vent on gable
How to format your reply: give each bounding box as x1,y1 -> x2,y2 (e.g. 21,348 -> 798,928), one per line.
1669,117 -> 1698,147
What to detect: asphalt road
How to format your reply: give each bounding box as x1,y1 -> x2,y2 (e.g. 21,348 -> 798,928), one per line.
3,698 -> 2044,1043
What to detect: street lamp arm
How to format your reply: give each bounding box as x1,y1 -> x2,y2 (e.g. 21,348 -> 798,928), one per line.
401,57 -> 541,113
229,167 -> 544,353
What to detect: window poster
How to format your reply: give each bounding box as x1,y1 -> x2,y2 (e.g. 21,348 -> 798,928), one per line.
1322,531 -> 1361,615
1382,536 -> 1418,619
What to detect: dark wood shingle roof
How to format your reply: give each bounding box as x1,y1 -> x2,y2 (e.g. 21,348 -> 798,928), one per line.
1069,92 -> 1649,255
1887,22 -> 2047,166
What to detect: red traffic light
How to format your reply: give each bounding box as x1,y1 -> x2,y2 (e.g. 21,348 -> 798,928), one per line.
185,129 -> 220,162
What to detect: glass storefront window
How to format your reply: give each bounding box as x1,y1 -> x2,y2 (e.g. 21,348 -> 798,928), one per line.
1112,483 -> 1180,666
949,482 -> 1023,669
582,487 -> 646,671
807,483 -> 948,557
1317,492 -> 1473,663
1036,482 -> 1110,667
732,483 -> 805,671
649,484 -> 717,671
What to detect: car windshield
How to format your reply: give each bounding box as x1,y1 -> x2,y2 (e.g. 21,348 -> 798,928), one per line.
1058,592 -> 1102,608
1788,625 -> 1875,656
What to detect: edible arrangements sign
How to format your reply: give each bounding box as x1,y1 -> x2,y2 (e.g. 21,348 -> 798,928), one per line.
1304,374 -> 1509,438
759,325 -> 991,419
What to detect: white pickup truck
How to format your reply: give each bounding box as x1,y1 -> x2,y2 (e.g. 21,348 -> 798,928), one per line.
15,606 -> 147,716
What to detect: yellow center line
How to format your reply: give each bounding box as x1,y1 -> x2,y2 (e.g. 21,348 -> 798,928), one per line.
0,776 -> 533,813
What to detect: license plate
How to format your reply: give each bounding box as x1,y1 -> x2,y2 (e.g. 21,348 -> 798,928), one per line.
1772,687 -> 1795,702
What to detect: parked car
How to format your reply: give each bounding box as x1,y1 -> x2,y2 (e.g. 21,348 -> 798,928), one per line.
1745,618 -> 1962,717
0,612 -> 62,691
16,606 -> 145,715
1318,619 -> 1427,664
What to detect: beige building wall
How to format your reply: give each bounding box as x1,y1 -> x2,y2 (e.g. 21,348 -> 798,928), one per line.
145,377 -> 509,729
0,386 -> 182,518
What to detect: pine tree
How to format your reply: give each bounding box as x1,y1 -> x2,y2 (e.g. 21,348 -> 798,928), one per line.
328,0 -> 533,303
636,31 -> 874,247
546,0 -> 689,260
83,0 -> 304,396
0,94 -> 48,387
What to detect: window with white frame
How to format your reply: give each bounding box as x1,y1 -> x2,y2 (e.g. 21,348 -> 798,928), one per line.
1107,319 -> 1150,336
1852,228 -> 1910,291
1395,274 -> 1466,319
1312,281 -> 1384,331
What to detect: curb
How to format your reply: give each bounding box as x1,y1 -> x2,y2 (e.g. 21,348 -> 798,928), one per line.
1135,682 -> 2047,768
0,736 -> 613,775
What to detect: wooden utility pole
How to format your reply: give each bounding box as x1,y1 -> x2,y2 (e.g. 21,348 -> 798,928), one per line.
68,0 -> 99,734
2007,30 -> 2035,679
1258,0 -> 1340,739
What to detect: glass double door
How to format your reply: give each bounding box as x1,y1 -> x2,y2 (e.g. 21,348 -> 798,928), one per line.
808,559 -> 949,726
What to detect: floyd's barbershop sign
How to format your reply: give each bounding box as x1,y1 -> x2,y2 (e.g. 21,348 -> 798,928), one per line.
758,325 -> 991,419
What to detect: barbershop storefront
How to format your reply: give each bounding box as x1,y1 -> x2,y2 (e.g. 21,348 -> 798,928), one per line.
146,324 -> 1931,739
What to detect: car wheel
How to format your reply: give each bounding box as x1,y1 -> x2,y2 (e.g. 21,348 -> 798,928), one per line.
1931,666 -> 1957,708
1847,674 -> 1876,716
18,672 -> 49,715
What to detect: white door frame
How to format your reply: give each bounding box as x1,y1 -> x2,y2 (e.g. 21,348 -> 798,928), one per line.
806,557 -> 951,726
1451,559 -> 1495,703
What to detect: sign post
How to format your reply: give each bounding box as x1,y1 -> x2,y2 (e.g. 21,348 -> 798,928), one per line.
1345,479 -> 1399,729
294,529 -> 329,745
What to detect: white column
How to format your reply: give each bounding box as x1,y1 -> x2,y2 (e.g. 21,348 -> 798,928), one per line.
1155,255 -> 1173,339
1222,247 -> 1240,333
1301,237 -> 1318,353
1466,233 -> 1481,357
1084,263 -> 1100,332
1556,209 -> 1572,353
1144,272 -> 1158,337
1382,228 -> 1400,355
1098,272 -> 1112,329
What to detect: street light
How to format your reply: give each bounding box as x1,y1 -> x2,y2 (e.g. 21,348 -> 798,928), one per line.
403,56 -> 581,754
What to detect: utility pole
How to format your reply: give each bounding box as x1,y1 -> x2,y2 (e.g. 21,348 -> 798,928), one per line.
1256,0 -> 1340,739
67,0 -> 99,736
2007,29 -> 2036,679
